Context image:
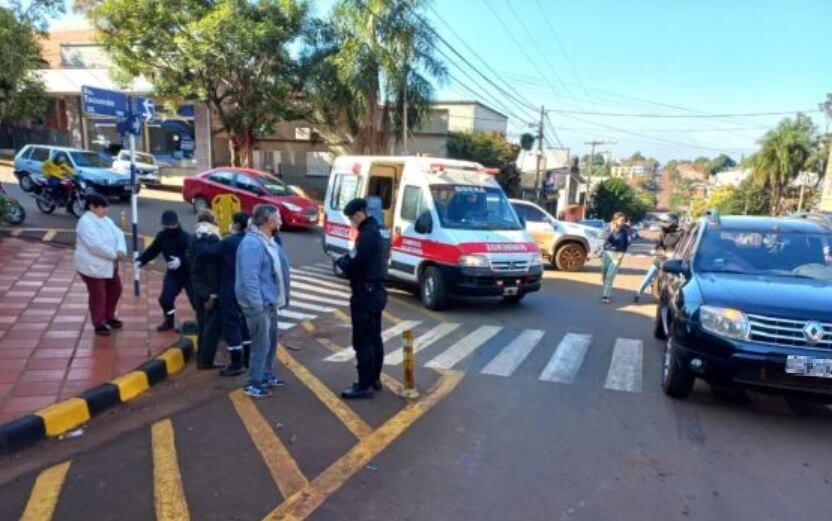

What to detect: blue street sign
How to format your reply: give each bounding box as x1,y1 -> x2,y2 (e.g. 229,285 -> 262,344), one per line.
133,96 -> 155,123
116,113 -> 142,136
81,85 -> 128,118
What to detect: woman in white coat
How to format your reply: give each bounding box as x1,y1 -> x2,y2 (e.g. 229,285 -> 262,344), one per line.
75,193 -> 127,336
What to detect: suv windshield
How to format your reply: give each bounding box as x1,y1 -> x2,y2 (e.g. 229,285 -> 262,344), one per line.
70,151 -> 111,168
261,174 -> 293,196
430,184 -> 522,231
694,228 -> 832,281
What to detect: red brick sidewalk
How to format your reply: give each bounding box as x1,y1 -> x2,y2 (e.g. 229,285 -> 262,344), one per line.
0,238 -> 194,424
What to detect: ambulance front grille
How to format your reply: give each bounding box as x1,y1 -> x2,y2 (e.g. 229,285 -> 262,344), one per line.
490,260 -> 529,272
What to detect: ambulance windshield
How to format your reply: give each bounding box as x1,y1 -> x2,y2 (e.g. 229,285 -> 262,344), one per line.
429,184 -> 523,231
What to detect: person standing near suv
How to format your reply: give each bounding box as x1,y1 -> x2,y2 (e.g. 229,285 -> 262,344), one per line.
633,213 -> 683,303
601,212 -> 630,304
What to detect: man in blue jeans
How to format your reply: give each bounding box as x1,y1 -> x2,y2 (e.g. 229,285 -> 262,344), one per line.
235,204 -> 291,398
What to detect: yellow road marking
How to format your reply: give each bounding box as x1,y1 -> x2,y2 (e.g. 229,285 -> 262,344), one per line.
263,370 -> 464,521
36,398 -> 90,436
111,371 -> 149,402
42,230 -> 57,242
389,294 -> 447,324
333,309 -> 350,324
301,320 -> 316,333
382,310 -> 402,323
277,349 -> 372,439
19,461 -> 71,521
143,235 -> 154,249
151,419 -> 190,521
313,338 -> 405,395
229,390 -> 309,498
316,338 -> 341,352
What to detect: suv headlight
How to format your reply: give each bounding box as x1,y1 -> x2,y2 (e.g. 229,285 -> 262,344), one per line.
282,202 -> 302,212
700,306 -> 749,340
459,254 -> 489,268
529,252 -> 543,266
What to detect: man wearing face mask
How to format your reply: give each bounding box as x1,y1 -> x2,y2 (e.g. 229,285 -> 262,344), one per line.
336,198 -> 387,399
235,204 -> 291,398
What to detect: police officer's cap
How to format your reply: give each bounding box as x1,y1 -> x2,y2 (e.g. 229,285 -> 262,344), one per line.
343,198 -> 368,217
161,210 -> 179,226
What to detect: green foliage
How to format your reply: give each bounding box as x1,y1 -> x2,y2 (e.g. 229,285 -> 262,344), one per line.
691,178 -> 770,217
705,154 -> 737,176
629,151 -> 646,162
0,7 -> 50,123
447,131 -> 514,167
8,0 -> 64,32
748,113 -> 818,214
589,177 -> 651,222
301,0 -> 445,153
93,0 -> 307,167
496,164 -> 522,198
519,132 -> 535,151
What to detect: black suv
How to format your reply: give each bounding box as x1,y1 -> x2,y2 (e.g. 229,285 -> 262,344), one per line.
654,213 -> 832,400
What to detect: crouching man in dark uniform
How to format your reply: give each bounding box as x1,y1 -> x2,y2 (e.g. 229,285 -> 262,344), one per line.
337,198 -> 387,399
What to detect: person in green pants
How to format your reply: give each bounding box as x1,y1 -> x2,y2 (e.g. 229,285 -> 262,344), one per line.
601,212 -> 630,304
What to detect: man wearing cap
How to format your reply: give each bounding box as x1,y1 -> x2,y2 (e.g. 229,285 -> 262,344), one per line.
136,210 -> 194,331
633,213 -> 683,303
336,197 -> 387,399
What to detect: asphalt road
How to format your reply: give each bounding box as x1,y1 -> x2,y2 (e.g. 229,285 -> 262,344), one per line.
2,178 -> 832,521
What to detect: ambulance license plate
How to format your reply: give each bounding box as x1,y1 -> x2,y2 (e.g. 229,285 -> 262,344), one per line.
503,287 -> 519,297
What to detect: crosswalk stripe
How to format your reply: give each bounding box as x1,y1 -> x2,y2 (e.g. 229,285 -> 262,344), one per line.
481,329 -> 545,377
384,323 -> 461,366
313,262 -> 334,270
324,321 -> 422,362
604,338 -> 643,393
291,281 -> 351,299
279,309 -> 317,321
289,273 -> 350,290
291,291 -> 349,307
278,321 -> 295,331
539,333 -> 592,383
300,266 -> 335,276
290,267 -> 346,284
285,300 -> 336,313
424,326 -> 503,370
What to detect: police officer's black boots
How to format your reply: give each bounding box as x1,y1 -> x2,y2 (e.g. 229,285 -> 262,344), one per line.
219,350 -> 245,377
156,313 -> 175,332
341,383 -> 375,399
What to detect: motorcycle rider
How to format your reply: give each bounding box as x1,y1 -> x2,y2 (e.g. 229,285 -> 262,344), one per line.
41,152 -> 74,206
633,213 -> 684,303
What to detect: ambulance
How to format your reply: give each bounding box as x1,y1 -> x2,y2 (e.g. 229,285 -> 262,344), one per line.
322,156 -> 543,310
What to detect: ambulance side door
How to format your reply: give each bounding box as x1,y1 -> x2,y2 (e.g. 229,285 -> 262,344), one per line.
389,182 -> 430,283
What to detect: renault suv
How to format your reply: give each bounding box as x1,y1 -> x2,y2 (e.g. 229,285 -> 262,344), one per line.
655,213 -> 832,401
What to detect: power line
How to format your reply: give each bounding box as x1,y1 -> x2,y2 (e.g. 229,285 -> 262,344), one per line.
532,0 -> 593,101
547,108 -> 822,118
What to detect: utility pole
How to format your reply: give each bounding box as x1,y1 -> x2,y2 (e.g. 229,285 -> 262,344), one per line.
582,140 -> 614,219
402,80 -> 408,155
534,105 -> 545,201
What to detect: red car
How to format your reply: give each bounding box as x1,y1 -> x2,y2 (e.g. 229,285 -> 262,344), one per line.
183,168 -> 320,228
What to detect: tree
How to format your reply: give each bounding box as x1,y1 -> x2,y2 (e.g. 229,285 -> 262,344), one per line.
691,178 -> 770,217
93,0 -> 307,167
589,177 -> 650,222
446,131 -> 518,195
519,132 -> 535,151
705,154 -> 736,176
580,152 -> 608,179
8,0 -> 64,32
301,0 -> 446,154
0,3 -> 57,123
629,151 -> 646,162
748,114 -> 817,215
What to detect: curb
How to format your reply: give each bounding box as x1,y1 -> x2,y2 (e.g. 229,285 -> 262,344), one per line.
0,334 -> 195,455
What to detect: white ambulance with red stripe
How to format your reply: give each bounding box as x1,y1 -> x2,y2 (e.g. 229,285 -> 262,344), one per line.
322,156 -> 543,309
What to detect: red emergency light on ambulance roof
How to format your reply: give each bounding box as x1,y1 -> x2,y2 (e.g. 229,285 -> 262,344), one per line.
351,163 -> 362,174
429,163 -> 446,173
480,167 -> 500,175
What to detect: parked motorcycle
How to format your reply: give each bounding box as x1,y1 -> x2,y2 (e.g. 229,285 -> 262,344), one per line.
0,182 -> 26,225
30,176 -> 86,218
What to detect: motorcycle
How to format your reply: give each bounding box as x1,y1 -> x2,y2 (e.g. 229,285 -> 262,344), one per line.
0,182 -> 26,225
30,176 -> 86,218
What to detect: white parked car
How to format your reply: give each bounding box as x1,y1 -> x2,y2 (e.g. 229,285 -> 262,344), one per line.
511,199 -> 605,271
112,151 -> 161,186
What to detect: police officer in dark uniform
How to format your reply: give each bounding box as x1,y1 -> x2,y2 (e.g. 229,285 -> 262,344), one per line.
337,198 -> 387,399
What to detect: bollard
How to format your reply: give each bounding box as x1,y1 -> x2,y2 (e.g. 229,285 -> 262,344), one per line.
119,210 -> 128,232
401,329 -> 419,399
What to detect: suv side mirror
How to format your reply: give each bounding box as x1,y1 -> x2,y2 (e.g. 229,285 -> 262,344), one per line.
662,258 -> 690,277
517,215 -> 526,228
414,211 -> 433,234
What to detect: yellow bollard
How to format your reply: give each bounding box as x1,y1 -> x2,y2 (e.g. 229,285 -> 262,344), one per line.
119,210 -> 128,232
401,329 -> 419,399
211,194 -> 242,236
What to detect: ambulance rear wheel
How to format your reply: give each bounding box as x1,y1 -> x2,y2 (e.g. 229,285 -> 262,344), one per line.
420,266 -> 447,310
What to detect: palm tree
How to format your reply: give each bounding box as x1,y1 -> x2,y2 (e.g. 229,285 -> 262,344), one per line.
749,114 -> 817,215
301,0 -> 446,154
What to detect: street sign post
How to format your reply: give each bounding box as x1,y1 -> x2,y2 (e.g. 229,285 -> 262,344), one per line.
82,85 -> 146,297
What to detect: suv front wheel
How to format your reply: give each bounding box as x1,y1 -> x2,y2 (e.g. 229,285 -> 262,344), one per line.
554,242 -> 587,271
661,338 -> 695,398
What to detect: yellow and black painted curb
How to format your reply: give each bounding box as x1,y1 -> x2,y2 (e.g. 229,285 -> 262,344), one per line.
0,335 -> 195,455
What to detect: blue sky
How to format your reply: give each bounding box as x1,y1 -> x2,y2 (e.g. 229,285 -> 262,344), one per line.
49,0 -> 832,162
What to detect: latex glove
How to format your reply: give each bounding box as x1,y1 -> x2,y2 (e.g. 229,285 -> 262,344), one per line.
167,256 -> 182,270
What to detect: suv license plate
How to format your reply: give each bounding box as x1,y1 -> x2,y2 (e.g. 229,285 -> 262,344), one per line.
786,355 -> 832,378
503,287 -> 519,297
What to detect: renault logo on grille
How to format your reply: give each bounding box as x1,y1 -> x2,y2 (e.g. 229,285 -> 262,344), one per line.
803,322 -> 825,345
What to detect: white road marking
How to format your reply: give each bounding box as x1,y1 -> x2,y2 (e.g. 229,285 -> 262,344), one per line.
481,329 -> 546,377
324,321 -> 422,362
424,326 -> 503,370
278,309 -> 317,321
290,281 -> 351,299
289,273 -> 350,290
539,333 -> 592,383
604,338 -> 643,393
285,300 -> 336,313
384,323 -> 461,366
290,267 -> 347,284
290,291 -> 349,307
278,321 -> 295,331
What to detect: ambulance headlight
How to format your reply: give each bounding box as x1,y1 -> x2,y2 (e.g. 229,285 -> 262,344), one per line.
458,254 -> 489,268
529,252 -> 543,267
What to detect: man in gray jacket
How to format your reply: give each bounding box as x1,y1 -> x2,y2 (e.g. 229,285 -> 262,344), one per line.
235,204 -> 291,398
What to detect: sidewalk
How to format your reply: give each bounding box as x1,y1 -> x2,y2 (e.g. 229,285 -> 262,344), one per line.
0,238 -> 194,425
